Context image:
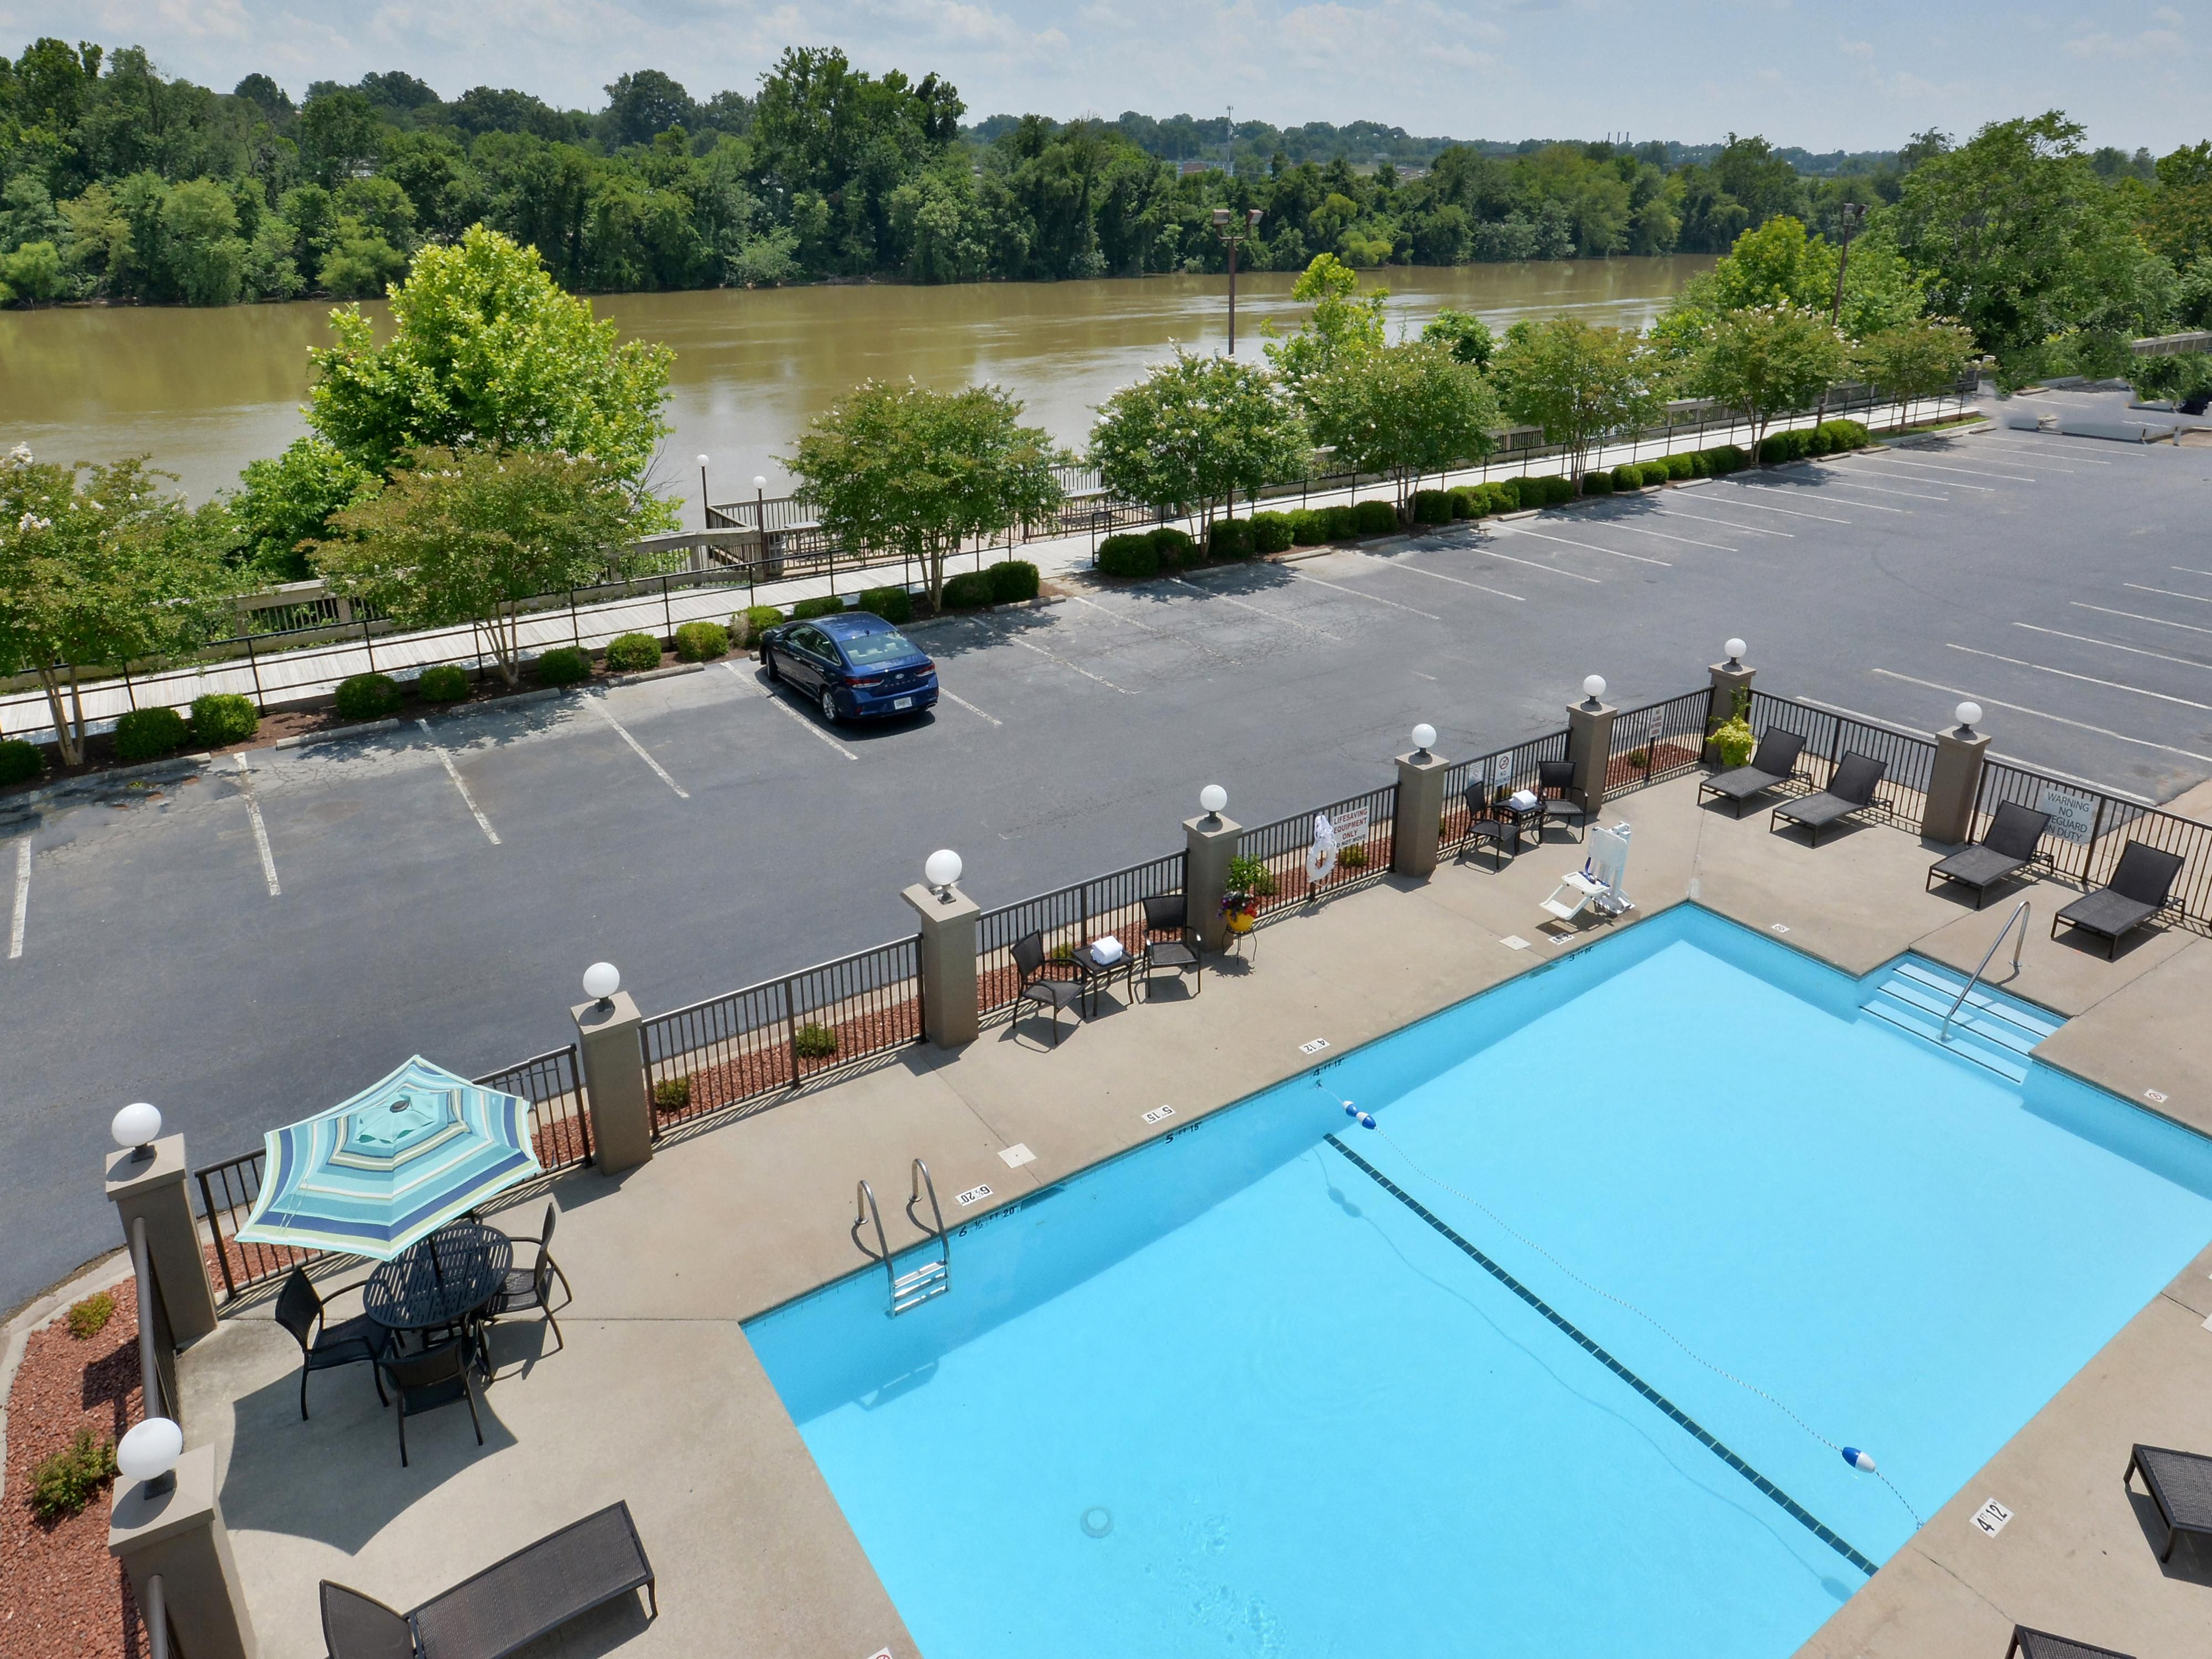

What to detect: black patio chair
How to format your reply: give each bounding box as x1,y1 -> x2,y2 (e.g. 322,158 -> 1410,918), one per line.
1533,759 -> 1587,843
321,1501 -> 656,1659
488,1203 -> 571,1357
1928,801 -> 2052,907
1140,895 -> 1201,1000
2005,1627 -> 2137,1659
1455,785 -> 1525,870
1698,727 -> 1806,817
274,1267 -> 389,1421
2124,1443 -> 2212,1563
1011,932 -> 1084,1047
1769,751 -> 1887,846
377,1338 -> 484,1468
2053,844 -> 2185,958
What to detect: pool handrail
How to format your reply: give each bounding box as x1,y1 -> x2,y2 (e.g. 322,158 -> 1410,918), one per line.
1939,898 -> 2032,1043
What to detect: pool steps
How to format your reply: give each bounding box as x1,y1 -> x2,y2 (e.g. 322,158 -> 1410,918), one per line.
1858,956 -> 2063,1083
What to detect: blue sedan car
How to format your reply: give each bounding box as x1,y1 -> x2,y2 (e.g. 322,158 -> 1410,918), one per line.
760,611 -> 939,725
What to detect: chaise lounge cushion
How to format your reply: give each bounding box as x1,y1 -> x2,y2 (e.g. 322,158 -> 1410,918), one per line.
1701,728 -> 1806,810
2054,844 -> 2184,955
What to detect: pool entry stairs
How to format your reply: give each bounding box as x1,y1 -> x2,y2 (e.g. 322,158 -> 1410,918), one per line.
1858,956 -> 2063,1083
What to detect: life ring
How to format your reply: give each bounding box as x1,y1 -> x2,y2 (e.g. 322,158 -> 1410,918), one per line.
1306,815 -> 1339,885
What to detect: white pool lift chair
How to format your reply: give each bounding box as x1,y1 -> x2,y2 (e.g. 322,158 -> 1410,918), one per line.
1541,823 -> 1635,925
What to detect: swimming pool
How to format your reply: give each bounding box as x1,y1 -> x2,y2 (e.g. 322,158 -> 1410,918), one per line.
745,905 -> 2212,1658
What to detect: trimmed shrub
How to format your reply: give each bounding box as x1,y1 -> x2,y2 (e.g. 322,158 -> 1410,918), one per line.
1352,498 -> 1397,535
794,1022 -> 839,1060
334,672 -> 403,719
1819,418 -> 1869,450
1097,533 -> 1160,577
1411,488 -> 1455,524
1758,429 -> 1815,465
113,706 -> 187,761
674,620 -> 730,661
1207,518 -> 1255,560
1610,463 -> 1641,491
651,1077 -> 691,1113
856,586 -> 912,625
1322,504 -> 1360,540
66,1292 -> 114,1339
1490,477 -> 1525,510
1538,474 -> 1579,505
1639,461 -> 1671,488
0,738 -> 42,786
31,1428 -> 116,1521
791,594 -> 844,620
1338,842 -> 1368,870
190,692 -> 260,744
1701,444 -> 1747,474
1803,425 -> 1835,457
942,570 -> 996,609
1287,508 -> 1332,546
605,632 -> 663,672
988,559 -> 1041,602
534,646 -> 591,686
1447,487 -> 1480,520
1709,716 -> 1756,769
735,604 -> 784,644
1582,471 -> 1615,497
1149,526 -> 1196,567
1662,452 -> 1698,481
1249,510 -> 1293,553
415,666 -> 469,705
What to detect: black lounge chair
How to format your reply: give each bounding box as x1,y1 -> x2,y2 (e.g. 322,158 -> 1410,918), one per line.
274,1267 -> 389,1421
1139,895 -> 1201,1000
321,1501 -> 656,1659
1928,801 -> 2052,907
1770,751 -> 1887,846
1533,759 -> 1587,843
377,1338 -> 483,1468
488,1202 -> 570,1359
1455,785 -> 1525,869
2053,844 -> 2184,958
1699,728 -> 1806,817
2125,1443 -> 2212,1562
1011,932 -> 1084,1047
2006,1627 -> 2137,1659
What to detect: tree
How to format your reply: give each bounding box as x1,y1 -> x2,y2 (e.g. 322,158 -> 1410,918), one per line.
0,240 -> 63,305
0,450 -> 237,766
1689,304 -> 1849,465
307,226 -> 675,504
1301,339 -> 1500,517
603,71 -> 697,149
1490,318 -> 1667,481
1421,309 -> 1495,368
2143,142 -> 2212,271
1650,214 -> 1928,363
1088,348 -> 1311,539
1264,253 -> 1387,401
298,87 -> 382,189
231,437 -> 379,580
1853,318 -> 1979,427
788,380 -> 1068,611
315,447 -> 641,687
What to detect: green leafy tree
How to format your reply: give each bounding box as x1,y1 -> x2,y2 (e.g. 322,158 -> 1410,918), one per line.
1301,339 -> 1501,516
0,450 -> 237,766
314,447 -> 642,686
2143,143 -> 2212,270
231,437 -> 379,580
1852,318 -> 1980,426
1652,214 -> 1928,362
1689,304 -> 1849,465
1264,253 -> 1387,401
1490,318 -> 1667,479
0,239 -> 63,304
298,87 -> 381,189
1421,309 -> 1495,368
307,226 -> 675,503
1088,348 -> 1311,539
789,380 -> 1068,611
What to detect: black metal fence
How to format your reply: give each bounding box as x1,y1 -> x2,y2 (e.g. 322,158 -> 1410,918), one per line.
975,852 -> 1188,1013
1234,785 -> 1398,922
1606,690 -> 1718,795
1744,690 -> 1938,828
1975,758 -> 2212,928
1441,730 -> 1571,853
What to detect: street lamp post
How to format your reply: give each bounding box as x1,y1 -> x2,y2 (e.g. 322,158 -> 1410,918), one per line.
1817,202 -> 1866,427
1211,206 -> 1264,355
696,454 -> 711,525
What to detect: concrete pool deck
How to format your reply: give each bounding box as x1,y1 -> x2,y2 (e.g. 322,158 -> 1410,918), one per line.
175,769 -> 2212,1657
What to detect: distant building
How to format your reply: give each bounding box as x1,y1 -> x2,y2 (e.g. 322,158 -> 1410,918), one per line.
1178,160 -> 1222,177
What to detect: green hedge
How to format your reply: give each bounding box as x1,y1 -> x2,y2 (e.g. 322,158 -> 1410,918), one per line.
535,646 -> 591,686
334,672 -> 403,720
1352,499 -> 1397,535
674,620 -> 730,661
1701,444 -> 1747,474
1249,510 -> 1293,554
415,666 -> 469,703
1097,533 -> 1159,577
1582,471 -> 1615,497
988,559 -> 1040,602
1660,452 -> 1699,480
1411,488 -> 1455,524
1207,518 -> 1255,560
791,595 -> 844,620
1818,418 -> 1869,450
1149,526 -> 1196,567
604,633 -> 663,672
1288,508 -> 1331,545
736,604 -> 784,644
856,586 -> 912,625
942,570 -> 995,609
1639,461 -> 1671,488
1610,463 -> 1642,491
190,692 -> 260,743
0,737 -> 44,786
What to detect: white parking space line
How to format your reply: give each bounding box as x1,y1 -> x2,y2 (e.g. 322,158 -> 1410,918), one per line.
2174,567 -> 2212,580
1292,571 -> 1442,620
1865,455 -> 2033,483
1802,693 -> 2158,800
1701,491 -> 1853,523
1851,464 -> 1997,492
2073,601 -> 2212,637
1817,478 -> 1950,502
234,755 -> 281,896
1595,520 -> 1738,552
9,839 -> 28,959
1650,507 -> 1793,539
2125,583 -> 2212,605
1460,541 -> 1599,583
1944,643 -> 2212,711
1871,669 -> 2212,766
718,664 -> 859,758
1170,577 -> 1342,641
1493,525 -> 1672,566
938,688 -> 1004,726
416,721 -> 500,844
999,628 -> 1137,694
1739,482 -> 1906,514
1974,438 -> 2112,465
1383,561 -> 1529,599
2014,623 -> 2212,673
584,695 -> 691,796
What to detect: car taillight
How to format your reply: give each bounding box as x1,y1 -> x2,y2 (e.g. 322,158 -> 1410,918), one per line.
919,660 -> 935,674
846,672 -> 885,687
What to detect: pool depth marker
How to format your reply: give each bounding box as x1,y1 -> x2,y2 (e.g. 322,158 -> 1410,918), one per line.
1324,1133 -> 1881,1578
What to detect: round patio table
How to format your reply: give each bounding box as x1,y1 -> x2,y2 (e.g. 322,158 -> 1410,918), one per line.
363,1219 -> 512,1348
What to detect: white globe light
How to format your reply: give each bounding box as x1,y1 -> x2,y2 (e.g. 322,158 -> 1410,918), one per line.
695,453 -> 709,467
116,1417 -> 183,1485
582,962 -> 621,1002
1199,784 -> 1228,815
1582,675 -> 1608,701
1955,702 -> 1983,731
752,475 -> 767,491
925,848 -> 963,890
111,1102 -> 162,1151
1724,638 -> 1746,662
1411,724 -> 1437,752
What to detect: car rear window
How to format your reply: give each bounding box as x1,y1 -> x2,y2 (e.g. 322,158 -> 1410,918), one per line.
843,629 -> 920,664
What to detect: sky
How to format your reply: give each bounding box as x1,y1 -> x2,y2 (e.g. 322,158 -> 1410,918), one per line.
7,0 -> 2204,155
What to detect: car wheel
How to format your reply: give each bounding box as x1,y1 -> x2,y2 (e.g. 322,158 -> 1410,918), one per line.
764,648 -> 781,683
819,689 -> 839,726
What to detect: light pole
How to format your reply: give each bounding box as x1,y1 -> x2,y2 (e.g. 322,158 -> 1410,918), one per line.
696,454 -> 710,525
1817,202 -> 1865,427
1211,206 -> 1264,355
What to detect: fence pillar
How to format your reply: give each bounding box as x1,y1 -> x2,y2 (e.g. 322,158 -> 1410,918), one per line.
1923,719 -> 1991,846
1185,810 -> 1243,952
571,994 -> 653,1175
1567,693 -> 1619,820
110,1445 -> 258,1659
1705,654 -> 1756,763
901,884 -> 979,1050
1392,749 -> 1449,880
105,1136 -> 218,1347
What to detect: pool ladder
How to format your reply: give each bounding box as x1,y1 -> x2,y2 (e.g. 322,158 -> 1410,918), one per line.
853,1159 -> 951,1317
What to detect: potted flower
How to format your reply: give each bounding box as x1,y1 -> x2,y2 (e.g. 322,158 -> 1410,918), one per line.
1223,855 -> 1274,933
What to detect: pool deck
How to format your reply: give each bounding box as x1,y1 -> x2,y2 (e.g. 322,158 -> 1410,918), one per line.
176,769 -> 2212,1657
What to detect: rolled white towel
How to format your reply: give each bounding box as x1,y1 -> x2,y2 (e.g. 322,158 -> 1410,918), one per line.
1507,788 -> 1540,812
1089,935 -> 1124,964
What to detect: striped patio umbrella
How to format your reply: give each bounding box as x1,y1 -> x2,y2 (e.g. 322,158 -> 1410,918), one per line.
235,1056 -> 542,1260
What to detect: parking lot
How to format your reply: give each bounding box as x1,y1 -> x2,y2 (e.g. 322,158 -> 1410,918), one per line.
3,411 -> 2208,1314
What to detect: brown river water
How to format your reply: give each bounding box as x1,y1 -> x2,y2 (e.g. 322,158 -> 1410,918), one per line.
0,257 -> 1710,525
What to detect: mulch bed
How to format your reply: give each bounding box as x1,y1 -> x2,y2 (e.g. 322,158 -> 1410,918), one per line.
655,995 -> 923,1128
1,1280 -> 147,1659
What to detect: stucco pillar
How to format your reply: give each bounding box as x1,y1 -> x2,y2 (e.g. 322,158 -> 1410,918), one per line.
1705,656 -> 1756,763
902,883 -> 980,1050
1392,749 -> 1450,880
105,1136 -> 218,1345
110,1446 -> 258,1659
1566,696 -> 1619,820
572,993 -> 653,1174
1923,721 -> 1991,847
1185,811 -> 1242,952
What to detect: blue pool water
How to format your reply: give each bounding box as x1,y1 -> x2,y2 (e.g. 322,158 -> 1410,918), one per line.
745,906 -> 2212,1658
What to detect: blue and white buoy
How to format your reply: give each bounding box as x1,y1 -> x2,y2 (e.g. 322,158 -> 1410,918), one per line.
1841,1447 -> 1877,1474
1339,1100 -> 1376,1130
